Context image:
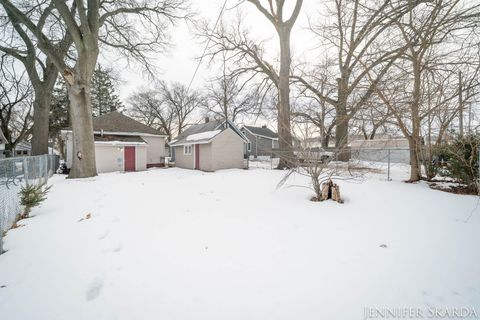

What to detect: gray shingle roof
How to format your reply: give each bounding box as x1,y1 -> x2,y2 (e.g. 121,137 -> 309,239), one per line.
94,134 -> 146,143
65,111 -> 164,135
92,112 -> 164,135
170,120 -> 226,146
243,126 -> 278,139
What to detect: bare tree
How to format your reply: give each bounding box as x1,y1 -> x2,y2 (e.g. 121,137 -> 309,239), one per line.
0,56 -> 33,156
128,88 -> 175,141
244,0 -> 303,168
0,0 -> 189,178
292,59 -> 336,148
0,2 -> 72,156
293,0 -> 424,158
371,0 -> 480,181
128,81 -> 202,141
205,52 -> 259,123
159,81 -> 203,136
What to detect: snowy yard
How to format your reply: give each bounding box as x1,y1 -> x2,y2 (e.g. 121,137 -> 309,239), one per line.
0,165 -> 479,319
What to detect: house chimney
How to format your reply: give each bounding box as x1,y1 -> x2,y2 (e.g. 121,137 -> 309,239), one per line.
205,117 -> 210,123
262,124 -> 267,129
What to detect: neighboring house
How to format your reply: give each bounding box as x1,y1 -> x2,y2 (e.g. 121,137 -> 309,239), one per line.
61,111 -> 167,173
13,141 -> 32,157
0,131 -> 31,158
241,125 -> 279,157
169,118 -> 249,172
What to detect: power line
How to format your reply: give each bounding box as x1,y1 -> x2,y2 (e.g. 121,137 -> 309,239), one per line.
186,0 -> 229,92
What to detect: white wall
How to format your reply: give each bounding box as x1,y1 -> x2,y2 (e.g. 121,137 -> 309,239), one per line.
95,145 -> 124,173
141,136 -> 166,165
64,132 -> 158,172
174,145 -> 194,169
135,146 -> 147,171
210,128 -> 245,171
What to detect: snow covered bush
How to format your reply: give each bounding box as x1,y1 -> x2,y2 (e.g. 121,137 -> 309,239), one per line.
19,183 -> 51,218
439,133 -> 480,193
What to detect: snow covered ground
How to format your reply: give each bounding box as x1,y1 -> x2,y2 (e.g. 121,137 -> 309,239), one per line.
0,164 -> 479,319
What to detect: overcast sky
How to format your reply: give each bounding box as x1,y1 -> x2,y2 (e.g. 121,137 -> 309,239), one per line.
111,0 -> 319,103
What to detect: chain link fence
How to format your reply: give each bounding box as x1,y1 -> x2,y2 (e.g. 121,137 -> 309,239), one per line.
0,155 -> 57,238
247,147 -> 412,180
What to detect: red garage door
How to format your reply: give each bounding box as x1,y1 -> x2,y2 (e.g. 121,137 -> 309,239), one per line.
124,146 -> 136,171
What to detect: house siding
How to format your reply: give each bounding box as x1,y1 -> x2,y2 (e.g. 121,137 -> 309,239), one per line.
210,128 -> 244,170
94,145 -> 147,173
141,135 -> 166,165
174,145 -> 194,169
95,144 -> 124,173
64,132 -> 151,173
135,146 -> 147,171
242,130 -> 278,157
199,143 -> 213,171
173,128 -> 244,171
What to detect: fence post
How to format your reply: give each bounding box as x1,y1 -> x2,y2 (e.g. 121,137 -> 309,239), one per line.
44,155 -> 48,184
387,149 -> 391,181
0,217 -> 3,254
23,157 -> 29,186
0,230 -> 3,255
477,147 -> 480,195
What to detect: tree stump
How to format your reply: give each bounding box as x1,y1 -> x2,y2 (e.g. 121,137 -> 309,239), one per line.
320,179 -> 344,203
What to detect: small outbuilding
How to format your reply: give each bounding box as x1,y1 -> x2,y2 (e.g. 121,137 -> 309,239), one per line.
169,118 -> 249,172
61,112 -> 167,173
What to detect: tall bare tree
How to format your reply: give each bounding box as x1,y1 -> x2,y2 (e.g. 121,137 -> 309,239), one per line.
245,0 -> 303,168
205,52 -> 259,123
0,0 -> 189,178
129,81 -> 201,141
0,56 -> 33,155
293,0 -> 424,159
0,2 -> 72,156
371,0 -> 480,181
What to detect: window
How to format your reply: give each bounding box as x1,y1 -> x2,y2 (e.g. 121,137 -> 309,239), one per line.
247,142 -> 251,152
184,145 -> 192,155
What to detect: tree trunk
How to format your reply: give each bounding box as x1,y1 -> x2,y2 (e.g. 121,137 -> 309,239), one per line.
67,53 -> 98,178
407,136 -> 422,181
322,134 -> 330,149
335,76 -> 349,161
276,26 -> 294,169
31,92 -> 52,155
408,59 -> 422,182
30,63 -> 58,156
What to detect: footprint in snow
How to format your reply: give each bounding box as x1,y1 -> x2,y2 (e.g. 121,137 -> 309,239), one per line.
102,242 -> 122,254
97,231 -> 110,240
86,278 -> 104,301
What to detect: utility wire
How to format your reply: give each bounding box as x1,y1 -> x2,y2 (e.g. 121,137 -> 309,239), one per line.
186,0 -> 229,92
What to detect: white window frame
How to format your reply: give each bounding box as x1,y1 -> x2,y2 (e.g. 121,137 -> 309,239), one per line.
184,144 -> 192,155
246,142 -> 251,152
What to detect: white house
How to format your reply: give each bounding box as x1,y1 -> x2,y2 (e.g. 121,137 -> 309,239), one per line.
61,112 -> 167,173
169,118 -> 249,172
